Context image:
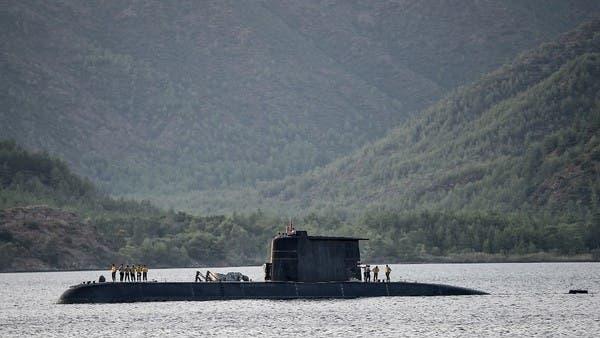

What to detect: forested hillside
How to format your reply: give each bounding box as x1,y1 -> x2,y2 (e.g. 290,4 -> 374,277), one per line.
259,19 -> 600,214
233,19 -> 600,260
2,3 -> 600,270
1,139 -> 597,271
0,141 -> 279,271
2,0 -> 598,207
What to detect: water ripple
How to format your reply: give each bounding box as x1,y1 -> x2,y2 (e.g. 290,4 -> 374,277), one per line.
0,263 -> 599,337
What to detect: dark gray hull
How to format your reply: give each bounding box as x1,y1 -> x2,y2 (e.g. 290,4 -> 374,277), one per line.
58,281 -> 487,304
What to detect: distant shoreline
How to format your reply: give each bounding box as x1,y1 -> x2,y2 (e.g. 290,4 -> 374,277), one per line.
382,252 -> 600,264
379,252 -> 597,265
2,256 -> 598,274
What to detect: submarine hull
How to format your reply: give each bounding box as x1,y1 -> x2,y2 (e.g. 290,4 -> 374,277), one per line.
59,281 -> 487,304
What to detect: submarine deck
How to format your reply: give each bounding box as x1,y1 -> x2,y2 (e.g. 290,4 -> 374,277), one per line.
59,281 -> 487,304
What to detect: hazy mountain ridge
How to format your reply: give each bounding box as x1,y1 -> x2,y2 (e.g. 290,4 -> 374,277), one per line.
3,2 -> 600,271
2,0 -> 599,204
257,19 -> 600,220
264,0 -> 600,92
2,0 -> 408,195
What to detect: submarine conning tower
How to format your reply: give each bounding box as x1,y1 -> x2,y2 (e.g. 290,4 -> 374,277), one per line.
265,230 -> 367,282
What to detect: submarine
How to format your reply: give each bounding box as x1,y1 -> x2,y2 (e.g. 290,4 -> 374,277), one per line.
59,228 -> 487,303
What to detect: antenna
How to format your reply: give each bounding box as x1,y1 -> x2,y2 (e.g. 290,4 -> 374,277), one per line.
286,217 -> 295,235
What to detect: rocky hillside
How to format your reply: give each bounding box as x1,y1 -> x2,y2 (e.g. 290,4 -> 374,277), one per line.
0,141 -> 279,271
0,206 -> 115,271
2,1 -> 598,204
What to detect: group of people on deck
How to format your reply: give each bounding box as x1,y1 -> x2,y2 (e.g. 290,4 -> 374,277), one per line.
363,264 -> 392,282
110,264 -> 148,282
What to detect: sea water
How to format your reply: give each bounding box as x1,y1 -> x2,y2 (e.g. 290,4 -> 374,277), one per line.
0,263 -> 598,337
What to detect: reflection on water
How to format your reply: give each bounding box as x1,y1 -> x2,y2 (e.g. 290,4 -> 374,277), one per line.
0,263 -> 598,337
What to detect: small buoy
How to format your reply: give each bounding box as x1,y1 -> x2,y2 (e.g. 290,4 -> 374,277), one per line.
569,289 -> 588,294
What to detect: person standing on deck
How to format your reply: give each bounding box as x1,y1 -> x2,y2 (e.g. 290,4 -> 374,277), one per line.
373,265 -> 379,281
365,265 -> 371,282
137,265 -> 142,281
119,264 -> 125,282
385,265 -> 392,282
143,265 -> 148,281
110,264 -> 117,282
124,265 -> 131,282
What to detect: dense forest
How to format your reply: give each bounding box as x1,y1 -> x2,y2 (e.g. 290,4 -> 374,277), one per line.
2,3 -> 600,271
2,1 -> 599,209
257,19 -> 600,211
273,20 -> 600,260
0,140 -> 271,270
163,19 -> 600,219
146,20 -> 600,262
1,140 -> 598,272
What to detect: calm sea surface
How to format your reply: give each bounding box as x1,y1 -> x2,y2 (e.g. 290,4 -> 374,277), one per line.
0,263 -> 598,337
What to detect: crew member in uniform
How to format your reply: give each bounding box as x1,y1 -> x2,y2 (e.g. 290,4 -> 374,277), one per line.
119,264 -> 125,282
384,264 -> 392,282
110,264 -> 117,282
372,265 -> 379,281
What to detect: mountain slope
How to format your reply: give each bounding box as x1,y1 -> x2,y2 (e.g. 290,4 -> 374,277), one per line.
0,141 -> 281,271
0,205 -> 115,271
265,0 -> 600,95
2,1 -> 598,203
2,140 -> 597,270
1,0 -> 402,195
255,19 -> 600,221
